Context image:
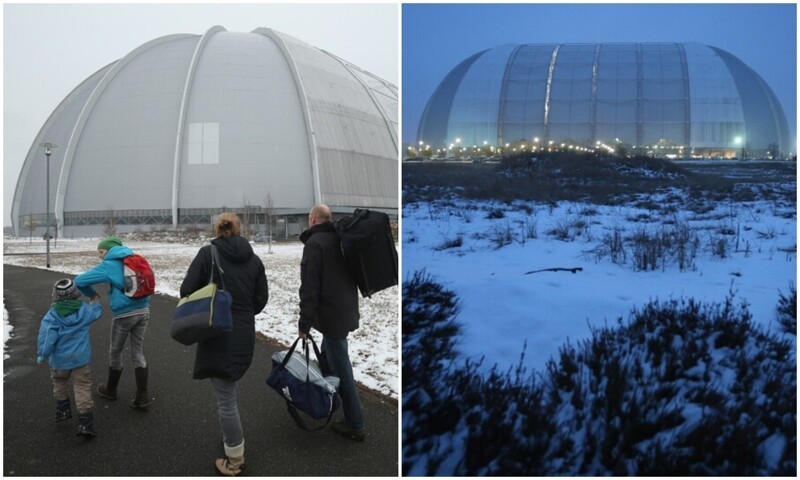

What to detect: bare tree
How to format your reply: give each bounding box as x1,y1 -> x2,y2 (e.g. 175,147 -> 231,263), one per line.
104,208 -> 118,237
24,214 -> 37,244
241,198 -> 260,239
767,142 -> 782,160
241,198 -> 250,238
264,193 -> 275,253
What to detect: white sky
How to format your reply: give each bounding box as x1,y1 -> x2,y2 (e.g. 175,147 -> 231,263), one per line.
2,1 -> 399,226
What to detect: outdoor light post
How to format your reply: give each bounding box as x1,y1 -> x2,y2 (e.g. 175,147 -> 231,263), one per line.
734,136 -> 743,160
39,142 -> 57,268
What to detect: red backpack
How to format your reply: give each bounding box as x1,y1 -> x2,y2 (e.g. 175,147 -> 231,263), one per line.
122,254 -> 155,298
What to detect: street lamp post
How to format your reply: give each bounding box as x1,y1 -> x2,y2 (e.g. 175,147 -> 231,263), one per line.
733,136 -> 745,160
39,142 -> 57,268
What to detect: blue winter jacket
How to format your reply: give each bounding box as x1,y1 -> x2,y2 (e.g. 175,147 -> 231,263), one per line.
37,302 -> 103,370
75,245 -> 150,316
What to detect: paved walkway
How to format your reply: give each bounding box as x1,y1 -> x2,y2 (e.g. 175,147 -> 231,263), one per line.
3,264 -> 398,476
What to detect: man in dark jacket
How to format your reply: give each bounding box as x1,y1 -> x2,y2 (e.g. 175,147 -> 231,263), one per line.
299,204 -> 364,441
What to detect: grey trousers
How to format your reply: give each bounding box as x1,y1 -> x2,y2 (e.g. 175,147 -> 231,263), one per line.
211,377 -> 244,448
109,313 -> 149,370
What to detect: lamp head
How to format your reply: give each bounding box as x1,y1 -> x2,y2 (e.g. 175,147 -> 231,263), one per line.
39,142 -> 57,156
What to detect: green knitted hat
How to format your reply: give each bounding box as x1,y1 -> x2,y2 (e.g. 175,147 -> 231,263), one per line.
97,236 -> 122,251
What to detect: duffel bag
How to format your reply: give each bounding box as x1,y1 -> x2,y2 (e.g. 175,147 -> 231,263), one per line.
266,335 -> 340,430
334,208 -> 398,298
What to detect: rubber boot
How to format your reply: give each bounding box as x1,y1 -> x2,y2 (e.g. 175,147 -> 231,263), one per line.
97,367 -> 123,400
130,366 -> 151,409
76,411 -> 96,438
215,440 -> 245,476
55,398 -> 72,423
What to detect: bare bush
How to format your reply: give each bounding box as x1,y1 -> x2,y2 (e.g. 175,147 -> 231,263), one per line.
547,219 -> 574,242
435,236 -> 463,251
776,283 -> 796,335
490,222 -> 514,249
710,235 -> 730,259
523,214 -> 538,240
668,218 -> 699,271
486,208 -> 505,219
630,226 -> 665,271
597,225 -> 627,265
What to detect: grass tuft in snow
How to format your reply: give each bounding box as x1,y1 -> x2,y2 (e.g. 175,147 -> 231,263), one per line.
402,272 -> 797,476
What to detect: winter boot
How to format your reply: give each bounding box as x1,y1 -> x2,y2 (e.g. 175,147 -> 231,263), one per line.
130,366 -> 151,409
97,367 -> 123,400
54,398 -> 72,423
215,440 -> 245,476
76,411 -> 96,438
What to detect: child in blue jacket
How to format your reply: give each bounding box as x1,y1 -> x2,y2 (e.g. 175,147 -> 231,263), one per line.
37,278 -> 103,438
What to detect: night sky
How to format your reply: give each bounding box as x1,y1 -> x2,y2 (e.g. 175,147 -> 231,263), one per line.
402,3 -> 797,151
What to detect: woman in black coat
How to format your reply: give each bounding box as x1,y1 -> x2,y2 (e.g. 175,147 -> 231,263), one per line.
180,213 -> 268,476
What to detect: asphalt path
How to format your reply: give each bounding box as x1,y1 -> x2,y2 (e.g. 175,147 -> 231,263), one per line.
3,264 -> 398,476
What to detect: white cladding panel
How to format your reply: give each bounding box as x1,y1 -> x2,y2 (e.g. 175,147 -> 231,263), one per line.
447,44 -> 518,148
14,66 -> 110,234
279,32 -> 397,208
357,71 -> 399,138
65,36 -> 198,212
683,42 -> 745,149
179,31 -> 314,211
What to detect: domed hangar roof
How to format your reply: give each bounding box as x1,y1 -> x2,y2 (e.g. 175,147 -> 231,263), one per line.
417,42 -> 790,158
12,26 -> 397,237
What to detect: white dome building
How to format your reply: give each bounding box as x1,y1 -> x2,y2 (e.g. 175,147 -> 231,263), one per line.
417,42 -> 791,160
12,26 -> 398,238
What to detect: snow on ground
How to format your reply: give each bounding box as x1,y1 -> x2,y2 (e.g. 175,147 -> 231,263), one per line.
4,306 -> 12,361
3,238 -> 399,398
403,194 -> 796,375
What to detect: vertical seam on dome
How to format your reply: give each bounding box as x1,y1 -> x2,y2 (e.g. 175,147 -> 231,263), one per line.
55,33 -> 194,237
252,27 -> 322,206
590,44 -> 601,144
676,43 -> 691,150
543,44 -> 561,142
636,43 -> 643,147
171,25 -> 226,228
497,45 -> 524,147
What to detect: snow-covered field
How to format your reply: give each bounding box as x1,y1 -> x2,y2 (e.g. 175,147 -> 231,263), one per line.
403,187 -> 796,376
3,238 -> 399,398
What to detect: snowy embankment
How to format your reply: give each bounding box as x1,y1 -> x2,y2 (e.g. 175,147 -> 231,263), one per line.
402,158 -> 796,475
403,192 -> 795,376
3,238 -> 399,399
